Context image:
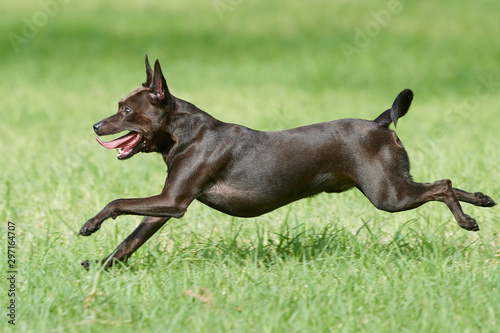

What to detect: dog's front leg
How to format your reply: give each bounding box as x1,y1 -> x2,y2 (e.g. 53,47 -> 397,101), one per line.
81,216 -> 170,269
79,157 -> 211,236
78,193 -> 190,236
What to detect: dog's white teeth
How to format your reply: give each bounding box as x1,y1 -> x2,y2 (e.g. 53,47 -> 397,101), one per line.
116,148 -> 124,157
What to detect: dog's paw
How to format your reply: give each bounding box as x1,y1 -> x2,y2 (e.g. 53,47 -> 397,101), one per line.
80,260 -> 92,270
79,219 -> 102,236
78,225 -> 99,236
458,215 -> 480,232
474,192 -> 497,207
80,258 -> 114,270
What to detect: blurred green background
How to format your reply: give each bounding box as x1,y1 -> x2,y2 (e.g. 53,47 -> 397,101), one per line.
1,0 -> 499,332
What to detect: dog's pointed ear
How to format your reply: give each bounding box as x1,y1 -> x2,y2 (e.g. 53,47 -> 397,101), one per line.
142,54 -> 153,87
150,59 -> 171,104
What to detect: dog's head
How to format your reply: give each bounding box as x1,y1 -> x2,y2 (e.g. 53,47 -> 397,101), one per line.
93,55 -> 174,160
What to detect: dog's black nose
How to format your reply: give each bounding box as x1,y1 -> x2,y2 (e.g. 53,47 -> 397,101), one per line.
93,122 -> 102,134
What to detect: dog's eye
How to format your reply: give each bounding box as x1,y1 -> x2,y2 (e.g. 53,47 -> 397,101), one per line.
124,107 -> 132,114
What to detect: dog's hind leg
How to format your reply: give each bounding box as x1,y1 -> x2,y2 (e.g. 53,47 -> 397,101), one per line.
452,188 -> 496,207
81,216 -> 169,269
352,137 -> 491,231
358,176 -> 481,231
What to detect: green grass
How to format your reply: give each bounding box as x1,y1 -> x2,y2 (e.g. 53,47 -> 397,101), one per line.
1,0 -> 499,332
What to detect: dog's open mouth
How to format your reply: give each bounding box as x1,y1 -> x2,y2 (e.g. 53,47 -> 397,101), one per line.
95,131 -> 143,159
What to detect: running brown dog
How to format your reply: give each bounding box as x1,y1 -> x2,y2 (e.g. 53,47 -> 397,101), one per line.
79,55 -> 496,268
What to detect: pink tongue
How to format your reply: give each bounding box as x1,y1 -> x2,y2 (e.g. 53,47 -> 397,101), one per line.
95,132 -> 141,149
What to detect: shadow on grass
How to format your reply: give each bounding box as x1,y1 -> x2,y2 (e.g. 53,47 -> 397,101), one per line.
135,218 -> 484,269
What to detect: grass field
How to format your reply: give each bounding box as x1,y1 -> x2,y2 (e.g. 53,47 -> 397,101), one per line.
1,0 -> 499,332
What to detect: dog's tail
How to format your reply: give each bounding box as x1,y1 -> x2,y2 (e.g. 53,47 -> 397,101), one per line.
373,89 -> 413,128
